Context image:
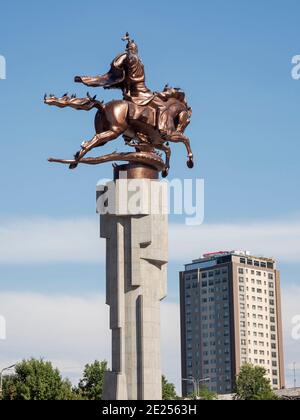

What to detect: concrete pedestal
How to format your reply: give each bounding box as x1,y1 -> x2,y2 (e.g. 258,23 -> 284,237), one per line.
97,175 -> 168,400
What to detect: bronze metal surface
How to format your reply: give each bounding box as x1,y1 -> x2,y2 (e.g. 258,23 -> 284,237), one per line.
113,163 -> 159,180
45,33 -> 194,177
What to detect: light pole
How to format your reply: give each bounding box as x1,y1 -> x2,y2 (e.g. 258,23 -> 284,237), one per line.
182,377 -> 210,399
182,377 -> 197,396
195,377 -> 210,398
0,365 -> 16,398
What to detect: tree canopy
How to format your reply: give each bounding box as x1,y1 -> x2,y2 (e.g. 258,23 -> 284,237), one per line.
78,360 -> 108,400
2,358 -> 76,400
162,375 -> 178,400
234,364 -> 278,400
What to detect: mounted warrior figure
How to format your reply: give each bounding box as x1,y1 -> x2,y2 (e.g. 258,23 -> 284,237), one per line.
45,33 -> 193,176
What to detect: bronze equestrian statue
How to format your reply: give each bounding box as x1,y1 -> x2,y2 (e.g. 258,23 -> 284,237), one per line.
45,33 -> 193,177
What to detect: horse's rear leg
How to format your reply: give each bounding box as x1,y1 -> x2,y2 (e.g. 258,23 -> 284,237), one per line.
70,129 -> 124,169
156,143 -> 171,177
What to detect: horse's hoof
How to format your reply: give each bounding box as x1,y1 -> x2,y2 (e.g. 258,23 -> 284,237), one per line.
162,169 -> 169,178
69,163 -> 78,170
187,158 -> 194,169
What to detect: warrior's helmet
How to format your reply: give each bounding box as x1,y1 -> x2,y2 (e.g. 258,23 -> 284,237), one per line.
122,32 -> 138,54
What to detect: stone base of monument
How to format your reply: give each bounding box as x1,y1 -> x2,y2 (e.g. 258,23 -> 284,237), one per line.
96,164 -> 168,401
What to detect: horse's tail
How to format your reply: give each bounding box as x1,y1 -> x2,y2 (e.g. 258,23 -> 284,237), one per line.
86,92 -> 105,110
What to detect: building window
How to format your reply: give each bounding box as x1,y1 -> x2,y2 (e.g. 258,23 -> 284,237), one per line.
261,262 -> 267,268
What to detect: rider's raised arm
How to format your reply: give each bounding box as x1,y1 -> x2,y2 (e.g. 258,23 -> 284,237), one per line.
74,53 -> 127,88
74,75 -> 107,87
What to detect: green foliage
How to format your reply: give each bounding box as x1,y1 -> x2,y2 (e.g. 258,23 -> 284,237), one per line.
2,359 -> 77,400
234,364 -> 279,400
197,385 -> 218,400
77,360 -> 108,400
188,385 -> 217,400
162,375 -> 178,400
1,359 -> 186,401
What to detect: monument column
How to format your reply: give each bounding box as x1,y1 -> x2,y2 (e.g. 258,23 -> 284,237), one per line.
44,32 -> 193,402
97,164 -> 168,401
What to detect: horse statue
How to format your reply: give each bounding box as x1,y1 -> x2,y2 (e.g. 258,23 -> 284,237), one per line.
44,33 -> 193,177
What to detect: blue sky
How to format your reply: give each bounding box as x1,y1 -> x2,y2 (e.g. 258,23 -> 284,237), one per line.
0,0 -> 300,390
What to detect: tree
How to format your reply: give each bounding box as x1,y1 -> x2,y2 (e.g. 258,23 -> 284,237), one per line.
2,358 -> 77,400
162,375 -> 178,400
187,385 -> 217,400
197,385 -> 217,400
234,364 -> 278,400
78,360 -> 108,400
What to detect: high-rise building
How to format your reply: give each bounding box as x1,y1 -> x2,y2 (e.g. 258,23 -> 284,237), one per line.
180,251 -> 285,396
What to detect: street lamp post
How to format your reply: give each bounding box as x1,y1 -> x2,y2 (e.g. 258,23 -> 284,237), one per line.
0,365 -> 16,398
182,377 -> 197,396
182,377 -> 210,399
195,377 -> 210,397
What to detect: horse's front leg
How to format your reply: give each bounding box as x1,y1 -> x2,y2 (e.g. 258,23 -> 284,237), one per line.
164,132 -> 194,169
71,128 -> 124,169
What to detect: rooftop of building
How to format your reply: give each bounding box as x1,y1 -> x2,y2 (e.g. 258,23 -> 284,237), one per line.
192,250 -> 275,264
184,250 -> 276,271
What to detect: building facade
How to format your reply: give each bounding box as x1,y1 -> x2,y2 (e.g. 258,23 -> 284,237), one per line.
180,251 -> 285,396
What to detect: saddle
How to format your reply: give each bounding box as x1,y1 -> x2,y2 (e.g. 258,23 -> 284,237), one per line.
127,87 -> 187,132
